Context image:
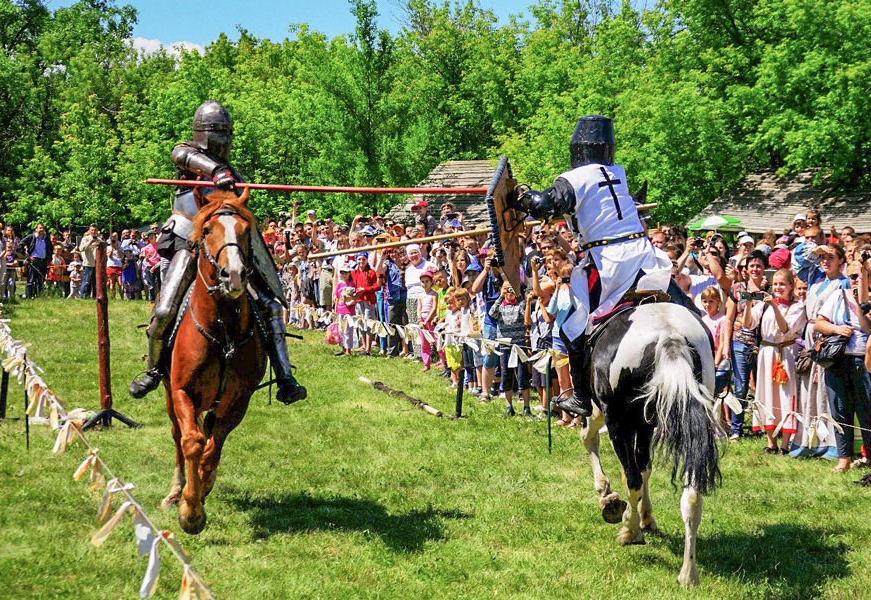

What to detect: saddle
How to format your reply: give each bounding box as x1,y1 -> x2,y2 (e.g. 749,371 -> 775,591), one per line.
586,288 -> 672,350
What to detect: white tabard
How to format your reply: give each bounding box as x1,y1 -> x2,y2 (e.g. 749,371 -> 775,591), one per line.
558,163 -> 671,341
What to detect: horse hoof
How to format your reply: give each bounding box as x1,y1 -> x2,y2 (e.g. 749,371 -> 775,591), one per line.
601,497 -> 627,524
618,527 -> 646,546
179,512 -> 207,535
678,568 -> 699,587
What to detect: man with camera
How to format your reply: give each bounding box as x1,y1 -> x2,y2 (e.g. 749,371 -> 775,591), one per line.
19,223 -> 52,299
412,199 -> 437,236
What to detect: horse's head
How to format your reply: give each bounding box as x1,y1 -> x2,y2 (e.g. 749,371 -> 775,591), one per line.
192,188 -> 254,299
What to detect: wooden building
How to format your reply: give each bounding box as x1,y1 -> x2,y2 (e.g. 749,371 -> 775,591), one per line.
689,170 -> 871,234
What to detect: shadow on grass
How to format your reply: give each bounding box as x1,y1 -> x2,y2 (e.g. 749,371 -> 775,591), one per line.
227,489 -> 471,553
636,523 -> 849,598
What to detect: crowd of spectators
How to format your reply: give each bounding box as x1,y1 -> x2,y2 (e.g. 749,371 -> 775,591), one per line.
280,203 -> 871,484
1,222 -> 162,302
9,201 -> 871,485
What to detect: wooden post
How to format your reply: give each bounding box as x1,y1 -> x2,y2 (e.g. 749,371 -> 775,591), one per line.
82,243 -> 139,431
95,242 -> 112,422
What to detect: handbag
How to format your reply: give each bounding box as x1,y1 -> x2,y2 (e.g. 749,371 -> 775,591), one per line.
794,347 -> 812,374
809,290 -> 850,368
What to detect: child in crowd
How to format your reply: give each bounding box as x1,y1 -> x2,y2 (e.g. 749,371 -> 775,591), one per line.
454,287 -> 479,394
68,263 -> 83,299
700,285 -> 731,400
489,280 -> 531,417
442,288 -> 464,387
417,270 -> 439,372
121,250 -> 138,299
334,266 -> 356,356
46,244 -> 67,297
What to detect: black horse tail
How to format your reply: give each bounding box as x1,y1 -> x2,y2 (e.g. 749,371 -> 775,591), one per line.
641,332 -> 723,495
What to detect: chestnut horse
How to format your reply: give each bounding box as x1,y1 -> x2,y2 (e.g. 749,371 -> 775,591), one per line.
161,188 -> 267,534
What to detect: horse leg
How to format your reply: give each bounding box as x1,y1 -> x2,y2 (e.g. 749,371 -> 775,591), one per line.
639,469 -> 658,532
677,484 -> 702,587
635,427 -> 657,533
174,389 -> 208,535
583,407 -> 625,524
199,403 -> 247,499
161,391 -> 186,509
612,433 -> 645,546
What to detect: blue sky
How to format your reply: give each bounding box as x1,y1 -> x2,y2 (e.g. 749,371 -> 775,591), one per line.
49,0 -> 535,52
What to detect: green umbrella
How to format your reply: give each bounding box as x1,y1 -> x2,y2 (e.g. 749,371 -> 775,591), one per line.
687,215 -> 742,231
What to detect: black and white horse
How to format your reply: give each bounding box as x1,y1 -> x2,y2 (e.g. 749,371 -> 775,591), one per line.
579,302 -> 722,587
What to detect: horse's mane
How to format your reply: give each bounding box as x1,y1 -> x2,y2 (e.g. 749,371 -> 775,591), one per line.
190,190 -> 256,243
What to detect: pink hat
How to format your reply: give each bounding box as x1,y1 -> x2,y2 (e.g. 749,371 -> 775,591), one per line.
768,247 -> 791,269
420,269 -> 436,280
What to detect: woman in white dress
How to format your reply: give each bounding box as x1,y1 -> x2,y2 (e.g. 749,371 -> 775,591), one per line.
743,269 -> 807,454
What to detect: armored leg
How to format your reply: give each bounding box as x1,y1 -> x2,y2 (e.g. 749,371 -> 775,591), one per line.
555,330 -> 593,418
129,249 -> 196,398
260,295 -> 307,404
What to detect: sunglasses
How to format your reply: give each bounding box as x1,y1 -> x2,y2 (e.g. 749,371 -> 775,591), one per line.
850,274 -> 860,280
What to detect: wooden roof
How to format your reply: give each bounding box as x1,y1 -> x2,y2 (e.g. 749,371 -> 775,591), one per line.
690,170 -> 871,235
384,160 -> 496,227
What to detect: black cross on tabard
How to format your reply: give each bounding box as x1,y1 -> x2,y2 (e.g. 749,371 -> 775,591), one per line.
598,166 -> 624,220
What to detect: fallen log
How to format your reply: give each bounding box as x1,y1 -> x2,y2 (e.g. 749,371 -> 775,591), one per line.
358,376 -> 444,418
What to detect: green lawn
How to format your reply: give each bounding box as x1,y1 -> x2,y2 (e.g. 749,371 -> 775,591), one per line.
0,298 -> 868,600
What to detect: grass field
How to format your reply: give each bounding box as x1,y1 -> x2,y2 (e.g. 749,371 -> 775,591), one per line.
0,298 -> 869,600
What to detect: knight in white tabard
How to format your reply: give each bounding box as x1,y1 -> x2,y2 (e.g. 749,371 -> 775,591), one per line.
514,115 -> 691,417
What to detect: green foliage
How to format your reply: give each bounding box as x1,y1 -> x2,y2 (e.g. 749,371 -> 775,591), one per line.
2,299 -> 871,599
2,0 -> 871,231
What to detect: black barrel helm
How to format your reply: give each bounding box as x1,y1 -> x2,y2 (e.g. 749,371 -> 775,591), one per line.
569,115 -> 615,168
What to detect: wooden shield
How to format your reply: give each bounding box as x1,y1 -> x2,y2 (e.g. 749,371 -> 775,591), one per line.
485,156 -> 523,293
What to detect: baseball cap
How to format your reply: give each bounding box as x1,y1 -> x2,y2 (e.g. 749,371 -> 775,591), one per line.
793,213 -> 806,223
464,262 -> 483,273
307,209 -> 316,216
738,235 -> 754,246
338,264 -> 352,272
356,251 -> 369,259
412,199 -> 428,209
420,269 -> 435,280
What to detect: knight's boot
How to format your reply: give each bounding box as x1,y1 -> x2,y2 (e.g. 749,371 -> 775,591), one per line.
264,298 -> 307,404
129,335 -> 164,398
555,333 -> 593,418
129,249 -> 195,399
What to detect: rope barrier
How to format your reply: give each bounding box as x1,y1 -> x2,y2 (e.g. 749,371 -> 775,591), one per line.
0,318 -> 215,599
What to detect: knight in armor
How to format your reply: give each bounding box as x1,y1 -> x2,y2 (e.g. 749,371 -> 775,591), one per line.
513,115 -> 689,418
129,100 -> 307,404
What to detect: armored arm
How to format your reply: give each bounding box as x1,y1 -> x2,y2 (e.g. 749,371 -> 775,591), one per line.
171,143 -> 235,189
514,177 -> 577,220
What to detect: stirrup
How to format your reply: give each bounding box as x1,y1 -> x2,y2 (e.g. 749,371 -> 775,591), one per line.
129,368 -> 162,399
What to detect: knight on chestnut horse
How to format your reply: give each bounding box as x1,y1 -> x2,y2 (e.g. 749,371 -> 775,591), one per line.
162,187 -> 269,534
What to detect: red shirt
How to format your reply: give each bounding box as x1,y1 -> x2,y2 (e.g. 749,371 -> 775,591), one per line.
351,266 -> 378,304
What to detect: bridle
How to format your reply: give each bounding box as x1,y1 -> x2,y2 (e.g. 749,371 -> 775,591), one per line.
197,207 -> 254,297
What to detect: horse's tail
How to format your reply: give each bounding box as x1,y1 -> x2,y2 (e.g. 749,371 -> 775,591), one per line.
641,332 -> 723,495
